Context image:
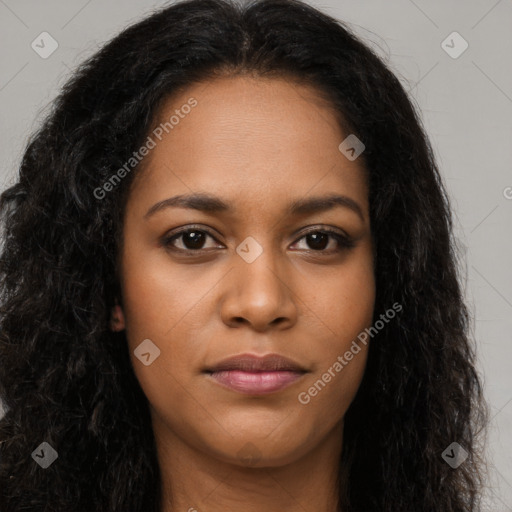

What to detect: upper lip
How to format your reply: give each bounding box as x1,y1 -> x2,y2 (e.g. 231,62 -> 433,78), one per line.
204,353 -> 307,373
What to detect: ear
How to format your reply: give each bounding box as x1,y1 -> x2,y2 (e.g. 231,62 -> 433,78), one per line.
109,302 -> 126,332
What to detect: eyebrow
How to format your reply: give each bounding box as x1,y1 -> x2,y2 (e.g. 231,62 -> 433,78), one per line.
144,192 -> 365,221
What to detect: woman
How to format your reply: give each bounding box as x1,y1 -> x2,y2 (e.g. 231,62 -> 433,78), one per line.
0,0 -> 488,510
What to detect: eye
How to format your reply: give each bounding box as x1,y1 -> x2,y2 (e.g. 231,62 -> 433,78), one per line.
291,228 -> 355,253
161,225 -> 356,256
162,226 -> 222,253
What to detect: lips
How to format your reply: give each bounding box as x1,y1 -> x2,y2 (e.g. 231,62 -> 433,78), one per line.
204,353 -> 307,373
203,353 -> 307,395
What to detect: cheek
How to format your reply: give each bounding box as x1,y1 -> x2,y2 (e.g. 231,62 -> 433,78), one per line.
297,344 -> 368,449
302,253 -> 375,405
119,258 -> 198,416
298,291 -> 373,428
118,243 -> 194,391
313,251 -> 375,338
119,241 -> 196,343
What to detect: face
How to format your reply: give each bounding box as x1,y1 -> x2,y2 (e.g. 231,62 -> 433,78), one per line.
113,75 -> 375,467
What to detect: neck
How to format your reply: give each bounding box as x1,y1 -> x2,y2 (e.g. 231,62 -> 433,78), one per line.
154,416 -> 344,512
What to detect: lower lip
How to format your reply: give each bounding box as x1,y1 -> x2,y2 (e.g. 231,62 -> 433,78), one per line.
206,370 -> 305,395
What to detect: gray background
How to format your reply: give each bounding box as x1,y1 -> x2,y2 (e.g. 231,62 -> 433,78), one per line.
0,0 -> 511,509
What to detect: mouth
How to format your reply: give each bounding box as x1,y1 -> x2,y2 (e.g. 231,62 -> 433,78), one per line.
203,353 -> 308,395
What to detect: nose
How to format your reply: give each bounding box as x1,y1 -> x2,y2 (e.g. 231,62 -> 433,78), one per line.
220,249 -> 298,332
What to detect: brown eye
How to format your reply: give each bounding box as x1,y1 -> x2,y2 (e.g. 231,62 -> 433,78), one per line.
304,232 -> 329,250
162,227 -> 222,253
177,230 -> 207,250
292,229 -> 355,253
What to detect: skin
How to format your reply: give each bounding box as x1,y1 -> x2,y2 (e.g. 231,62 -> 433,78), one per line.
112,75 -> 375,512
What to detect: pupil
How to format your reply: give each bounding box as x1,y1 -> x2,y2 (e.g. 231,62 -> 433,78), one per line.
184,231 -> 204,249
307,233 -> 328,250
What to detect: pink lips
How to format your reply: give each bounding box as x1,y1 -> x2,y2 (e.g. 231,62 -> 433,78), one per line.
204,353 -> 307,395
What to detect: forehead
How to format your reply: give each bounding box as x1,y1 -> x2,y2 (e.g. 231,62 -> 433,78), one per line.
129,75 -> 368,218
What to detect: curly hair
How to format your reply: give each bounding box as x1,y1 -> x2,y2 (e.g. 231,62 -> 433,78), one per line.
0,0 -> 488,510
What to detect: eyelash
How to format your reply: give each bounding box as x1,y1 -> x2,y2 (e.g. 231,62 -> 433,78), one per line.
161,224 -> 356,256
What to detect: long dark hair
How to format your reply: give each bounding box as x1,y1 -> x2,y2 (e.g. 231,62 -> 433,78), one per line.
0,0 -> 487,510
